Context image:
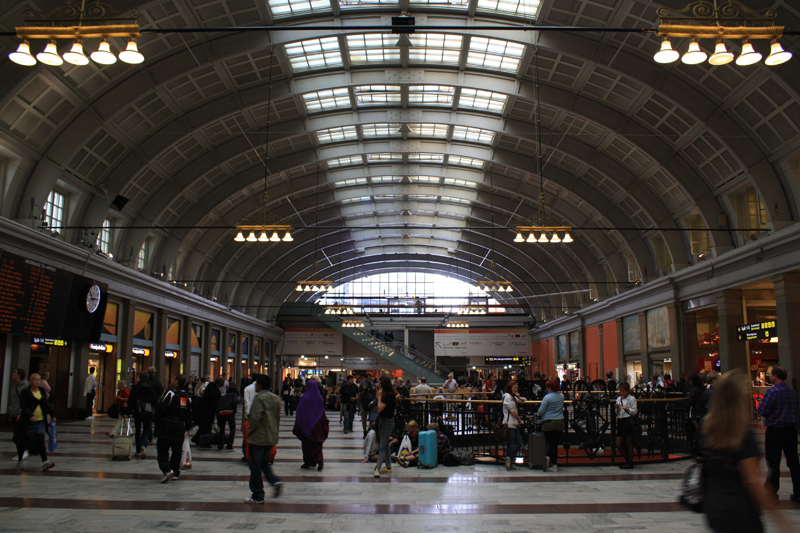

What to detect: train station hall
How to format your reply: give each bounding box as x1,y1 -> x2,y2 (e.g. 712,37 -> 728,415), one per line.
1,0 -> 800,531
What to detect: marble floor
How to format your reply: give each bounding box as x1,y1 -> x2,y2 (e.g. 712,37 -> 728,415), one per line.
1,410 -> 798,533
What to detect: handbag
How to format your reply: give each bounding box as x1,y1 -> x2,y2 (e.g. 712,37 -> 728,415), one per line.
493,419 -> 509,441
677,457 -> 706,512
106,404 -> 119,419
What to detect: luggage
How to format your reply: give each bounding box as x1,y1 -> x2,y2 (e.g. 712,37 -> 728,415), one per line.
112,419 -> 133,461
453,450 -> 475,465
242,419 -> 250,461
527,430 -> 547,470
197,431 -> 227,447
417,430 -> 438,469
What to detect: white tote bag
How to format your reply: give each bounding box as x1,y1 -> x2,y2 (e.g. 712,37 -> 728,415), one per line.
398,434 -> 412,458
181,433 -> 192,469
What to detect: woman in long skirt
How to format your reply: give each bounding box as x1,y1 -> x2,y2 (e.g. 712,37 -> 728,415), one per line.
293,378 -> 329,471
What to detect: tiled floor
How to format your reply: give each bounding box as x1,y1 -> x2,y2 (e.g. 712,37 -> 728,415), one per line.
1,411 -> 798,532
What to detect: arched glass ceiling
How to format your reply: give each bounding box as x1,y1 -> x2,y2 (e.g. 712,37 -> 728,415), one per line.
317,272 -> 508,313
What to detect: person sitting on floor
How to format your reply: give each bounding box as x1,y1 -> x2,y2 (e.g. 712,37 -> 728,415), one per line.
427,422 -> 451,464
361,421 -> 378,463
391,420 -> 421,467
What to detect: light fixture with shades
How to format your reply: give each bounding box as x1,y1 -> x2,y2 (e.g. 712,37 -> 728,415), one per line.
654,1 -> 790,67
234,197 -> 293,244
343,320 -> 365,328
9,3 -> 145,67
446,320 -> 469,328
456,306 -> 486,316
324,306 -> 355,315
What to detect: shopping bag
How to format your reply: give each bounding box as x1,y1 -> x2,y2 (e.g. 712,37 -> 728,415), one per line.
48,421 -> 58,452
181,433 -> 192,469
398,434 -> 412,458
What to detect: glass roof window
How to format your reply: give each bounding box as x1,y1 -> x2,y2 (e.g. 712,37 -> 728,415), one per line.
316,125 -> 358,144
355,85 -> 401,106
368,153 -> 404,162
467,37 -> 524,73
286,37 -> 343,72
371,176 -> 397,183
409,176 -> 440,183
347,34 -> 401,64
335,178 -> 368,188
407,194 -> 438,200
476,0 -> 541,17
328,155 -> 363,168
302,88 -> 351,113
409,85 -> 456,106
408,123 -> 449,138
409,153 -> 444,162
340,0 -> 399,8
441,196 -> 471,204
409,34 -> 463,65
268,0 -> 331,18
448,155 -> 484,168
452,126 -> 495,144
341,196 -> 372,204
410,0 -> 469,7
363,123 -> 403,138
459,88 -> 508,113
444,177 -> 477,188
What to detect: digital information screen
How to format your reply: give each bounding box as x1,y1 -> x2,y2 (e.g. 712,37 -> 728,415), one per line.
484,356 -> 530,365
0,250 -> 73,337
737,320 -> 777,342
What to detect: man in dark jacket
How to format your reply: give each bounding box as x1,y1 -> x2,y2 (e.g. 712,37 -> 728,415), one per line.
128,371 -> 159,459
193,377 -> 222,442
217,384 -> 239,451
153,374 -> 192,483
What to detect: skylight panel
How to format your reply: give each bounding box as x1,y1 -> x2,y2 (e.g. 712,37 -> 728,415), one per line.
448,155 -> 484,168
459,88 -> 508,113
409,153 -> 444,162
441,196 -> 471,204
371,176 -> 397,183
407,194 -> 438,199
444,177 -> 477,188
342,196 -> 372,204
362,123 -> 402,138
335,178 -> 368,188
347,34 -> 401,64
316,125 -> 358,144
269,0 -> 331,18
340,0 -> 398,7
286,37 -> 343,72
467,37 -> 524,72
328,155 -> 363,167
408,123 -> 449,138
452,126 -> 495,144
410,0 -> 469,7
368,153 -> 403,162
409,34 -> 463,65
476,0 -> 541,17
355,85 -> 401,106
302,88 -> 351,113
408,85 -> 455,106
410,176 -> 440,183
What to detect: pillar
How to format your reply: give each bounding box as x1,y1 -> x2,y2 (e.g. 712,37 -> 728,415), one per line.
667,302 -> 681,379
154,309 -> 167,389
715,290 -> 747,373
598,323 -> 604,379
615,317 -> 625,381
220,327 -> 229,378
684,309 -> 699,376
182,315 -> 193,380
772,272 -> 800,391
118,299 -> 136,386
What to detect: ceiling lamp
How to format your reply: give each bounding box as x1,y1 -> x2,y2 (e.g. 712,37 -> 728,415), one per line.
765,39 -> 792,66
295,285 -> 303,291
63,39 -> 90,65
514,232 -> 524,243
446,320 -> 469,329
258,231 -> 268,242
550,233 -> 561,243
654,37 -> 680,64
736,39 -> 762,65
282,231 -> 293,242
246,232 -> 257,242
234,224 -> 293,243
269,231 -> 280,242
118,37 -> 144,64
234,231 -> 245,242
36,40 -> 63,66
708,39 -> 733,65
526,233 -> 536,243
537,233 -> 548,243
682,38 -> 707,64
296,280 -> 333,293
562,232 -> 573,243
91,38 -> 117,65
9,40 -> 37,66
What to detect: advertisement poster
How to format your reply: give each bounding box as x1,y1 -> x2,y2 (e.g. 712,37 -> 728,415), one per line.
434,329 -> 530,357
283,329 -> 342,355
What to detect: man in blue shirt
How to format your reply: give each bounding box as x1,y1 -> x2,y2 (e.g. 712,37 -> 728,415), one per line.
757,365 -> 799,503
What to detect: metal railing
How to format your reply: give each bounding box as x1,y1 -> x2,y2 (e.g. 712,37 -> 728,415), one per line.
399,393 -> 694,465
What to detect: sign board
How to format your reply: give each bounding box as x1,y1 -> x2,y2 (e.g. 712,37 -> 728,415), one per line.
283,329 -> 342,355
485,356 -> 530,365
89,343 -> 107,352
434,329 -> 530,357
737,320 -> 776,341
33,337 -> 69,347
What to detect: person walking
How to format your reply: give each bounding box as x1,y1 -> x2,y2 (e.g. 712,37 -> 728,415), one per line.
615,382 -> 638,469
129,371 -> 157,459
502,381 -> 527,470
16,373 -> 56,471
701,370 -> 792,533
293,379 -> 329,471
193,376 -> 222,442
757,365 -> 800,503
373,376 -> 397,478
337,375 -> 359,434
216,383 -> 238,451
537,379 -> 564,472
8,369 -> 29,462
84,367 -> 97,419
106,380 -> 130,438
153,374 -> 193,483
246,374 -> 282,502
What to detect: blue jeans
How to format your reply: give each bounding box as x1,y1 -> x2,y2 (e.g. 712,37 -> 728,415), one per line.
376,416 -> 394,469
343,403 -> 356,432
249,444 -> 280,501
507,427 -> 523,463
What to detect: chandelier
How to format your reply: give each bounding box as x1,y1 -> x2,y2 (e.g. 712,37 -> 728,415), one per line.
9,1 -> 145,67
446,320 -> 469,328
234,194 -> 293,243
515,194 -> 574,244
477,261 -> 515,293
455,306 -> 486,316
342,320 -> 365,328
324,306 -> 354,315
654,1 -> 791,66
295,260 -> 331,293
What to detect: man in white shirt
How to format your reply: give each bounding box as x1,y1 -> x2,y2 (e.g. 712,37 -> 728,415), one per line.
413,377 -> 432,395
84,367 -> 97,420
242,373 -> 259,463
220,372 -> 229,396
444,374 -> 458,394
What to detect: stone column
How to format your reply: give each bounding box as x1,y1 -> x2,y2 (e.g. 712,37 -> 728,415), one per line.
181,315 -> 193,380
154,310 -> 168,389
598,323 -> 605,379
772,272 -> 800,391
615,317 -> 624,381
667,302 -> 681,379
118,299 -> 136,386
684,310 -> 699,376
715,290 -> 747,373
220,327 -> 229,378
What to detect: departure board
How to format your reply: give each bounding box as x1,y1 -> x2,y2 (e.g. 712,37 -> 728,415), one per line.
0,250 -> 74,337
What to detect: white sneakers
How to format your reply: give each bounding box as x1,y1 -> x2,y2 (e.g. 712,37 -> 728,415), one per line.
10,451 -> 29,462
373,469 -> 380,478
546,465 -> 558,472
160,470 -> 174,483
41,461 -> 55,471
86,416 -> 94,420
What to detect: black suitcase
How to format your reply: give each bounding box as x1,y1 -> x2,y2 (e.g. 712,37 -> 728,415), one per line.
527,416 -> 548,470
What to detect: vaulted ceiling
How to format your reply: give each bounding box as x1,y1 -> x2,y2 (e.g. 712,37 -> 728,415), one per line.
1,0 -> 799,321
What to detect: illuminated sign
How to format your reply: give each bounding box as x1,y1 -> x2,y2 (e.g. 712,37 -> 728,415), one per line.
90,343 -> 107,352
484,356 -> 530,364
737,320 -> 777,342
165,350 -> 176,358
132,347 -> 146,356
32,337 -> 68,347
210,356 -> 218,362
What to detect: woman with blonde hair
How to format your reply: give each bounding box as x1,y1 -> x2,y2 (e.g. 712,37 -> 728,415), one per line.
106,380 -> 130,438
701,370 -> 790,533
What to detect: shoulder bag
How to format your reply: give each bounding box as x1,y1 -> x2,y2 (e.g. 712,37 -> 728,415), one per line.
676,457 -> 706,512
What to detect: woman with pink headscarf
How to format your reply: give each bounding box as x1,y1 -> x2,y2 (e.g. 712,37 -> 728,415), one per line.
293,379 -> 329,471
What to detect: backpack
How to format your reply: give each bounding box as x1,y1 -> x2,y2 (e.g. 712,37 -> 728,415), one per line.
137,380 -> 158,415
361,384 -> 376,410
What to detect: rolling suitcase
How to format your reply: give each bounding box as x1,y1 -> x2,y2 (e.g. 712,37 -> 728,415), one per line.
418,429 -> 438,469
112,418 -> 133,461
527,416 -> 548,470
